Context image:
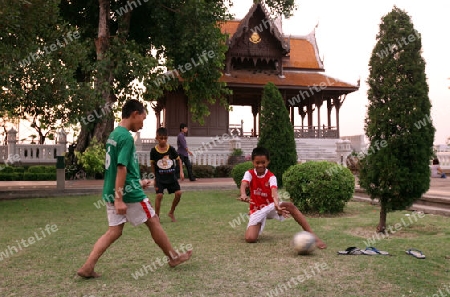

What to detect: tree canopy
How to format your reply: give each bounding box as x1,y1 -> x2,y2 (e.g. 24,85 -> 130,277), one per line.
0,0 -> 93,143
1,0 -> 296,149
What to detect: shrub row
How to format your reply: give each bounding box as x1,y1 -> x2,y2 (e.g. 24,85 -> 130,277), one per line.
0,165 -> 57,181
185,165 -> 233,178
138,165 -> 235,179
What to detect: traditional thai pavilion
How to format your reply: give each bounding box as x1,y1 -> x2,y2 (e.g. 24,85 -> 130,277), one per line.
141,2 -> 361,165
151,2 -> 359,139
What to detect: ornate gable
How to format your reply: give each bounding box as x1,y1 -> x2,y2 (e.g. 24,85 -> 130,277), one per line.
224,3 -> 289,76
227,3 -> 289,53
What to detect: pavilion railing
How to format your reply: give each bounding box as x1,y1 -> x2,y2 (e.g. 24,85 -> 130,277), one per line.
293,126 -> 338,138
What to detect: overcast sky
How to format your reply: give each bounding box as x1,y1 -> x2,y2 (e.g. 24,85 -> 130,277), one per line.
228,0 -> 449,145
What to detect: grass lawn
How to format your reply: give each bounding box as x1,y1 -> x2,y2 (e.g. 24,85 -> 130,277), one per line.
0,190 -> 449,297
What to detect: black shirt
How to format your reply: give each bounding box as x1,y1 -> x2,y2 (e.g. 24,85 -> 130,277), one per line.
150,145 -> 180,184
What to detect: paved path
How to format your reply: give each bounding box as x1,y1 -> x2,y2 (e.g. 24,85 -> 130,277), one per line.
0,177 -> 449,216
0,178 -> 237,199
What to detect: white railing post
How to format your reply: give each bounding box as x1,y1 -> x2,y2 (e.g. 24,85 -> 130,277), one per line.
57,129 -> 67,156
336,139 -> 352,166
7,127 -> 17,163
135,131 -> 143,151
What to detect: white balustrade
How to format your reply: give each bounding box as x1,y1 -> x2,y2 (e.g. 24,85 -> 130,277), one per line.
136,151 -> 151,167
190,151 -> 229,166
1,128 -> 67,166
16,144 -> 61,163
437,152 -> 450,169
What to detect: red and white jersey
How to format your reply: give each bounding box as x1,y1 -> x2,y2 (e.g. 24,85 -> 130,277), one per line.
242,169 -> 277,214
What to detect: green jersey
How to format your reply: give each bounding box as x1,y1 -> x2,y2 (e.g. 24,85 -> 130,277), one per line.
102,126 -> 146,203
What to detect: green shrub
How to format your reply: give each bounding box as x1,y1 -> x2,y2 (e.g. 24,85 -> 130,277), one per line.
75,137 -> 106,178
0,166 -> 25,173
0,173 -> 23,181
65,164 -> 81,180
231,161 -> 254,189
283,161 -> 355,214
22,172 -> 56,181
140,165 -> 153,180
230,148 -> 243,156
12,166 -> 26,173
192,165 -> 215,178
1,166 -> 15,173
28,165 -> 56,173
214,165 -> 233,177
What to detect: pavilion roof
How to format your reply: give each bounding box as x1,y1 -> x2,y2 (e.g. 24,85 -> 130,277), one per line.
216,4 -> 359,92
219,5 -> 324,72
220,69 -> 358,90
224,3 -> 288,52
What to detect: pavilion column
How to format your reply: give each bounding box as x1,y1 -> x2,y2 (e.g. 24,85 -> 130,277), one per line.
252,104 -> 259,137
298,106 -> 306,130
334,97 -> 341,138
290,106 -> 294,126
307,101 -> 313,129
315,96 -> 323,138
327,98 -> 332,128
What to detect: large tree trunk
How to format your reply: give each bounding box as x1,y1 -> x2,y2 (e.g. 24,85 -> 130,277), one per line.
76,0 -> 114,152
377,203 -> 387,233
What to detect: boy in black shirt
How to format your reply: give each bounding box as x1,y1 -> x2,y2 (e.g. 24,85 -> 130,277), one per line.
150,127 -> 184,222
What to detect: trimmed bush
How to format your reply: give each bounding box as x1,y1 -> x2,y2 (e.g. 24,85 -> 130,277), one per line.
0,173 -> 23,181
1,166 -> 15,173
0,166 -> 25,174
214,165 -> 233,177
140,165 -> 153,180
28,165 -> 56,173
283,161 -> 355,214
192,165 -> 215,178
23,172 -> 56,181
231,161 -> 253,189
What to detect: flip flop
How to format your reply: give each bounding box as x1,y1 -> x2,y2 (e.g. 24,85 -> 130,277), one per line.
405,248 -> 426,259
362,246 -> 390,256
337,247 -> 364,255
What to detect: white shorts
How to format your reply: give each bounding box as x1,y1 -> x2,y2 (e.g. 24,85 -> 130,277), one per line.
106,198 -> 156,227
247,202 -> 285,235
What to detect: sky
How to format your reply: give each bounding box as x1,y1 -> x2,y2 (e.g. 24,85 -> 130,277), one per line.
226,0 -> 450,145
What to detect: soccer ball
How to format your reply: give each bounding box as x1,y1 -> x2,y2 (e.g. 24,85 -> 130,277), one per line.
292,231 -> 316,255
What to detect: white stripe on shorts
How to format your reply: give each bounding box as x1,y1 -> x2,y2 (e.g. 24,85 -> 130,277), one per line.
106,198 -> 156,226
247,202 -> 285,235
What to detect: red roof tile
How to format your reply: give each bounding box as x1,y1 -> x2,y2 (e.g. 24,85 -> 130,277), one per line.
220,69 -> 357,90
283,38 -> 321,70
220,20 -> 240,36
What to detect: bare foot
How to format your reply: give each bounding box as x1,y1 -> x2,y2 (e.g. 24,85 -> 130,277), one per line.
77,267 -> 101,279
168,250 -> 193,267
315,238 -> 327,249
168,212 -> 176,222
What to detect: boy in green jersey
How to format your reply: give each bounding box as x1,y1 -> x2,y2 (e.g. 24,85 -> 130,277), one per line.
77,100 -> 192,278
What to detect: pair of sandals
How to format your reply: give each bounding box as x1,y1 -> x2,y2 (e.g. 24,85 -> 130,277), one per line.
338,247 -> 426,259
338,246 -> 390,256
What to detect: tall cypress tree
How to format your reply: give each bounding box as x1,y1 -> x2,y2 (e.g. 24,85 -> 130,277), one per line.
258,82 -> 297,187
359,6 -> 435,232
